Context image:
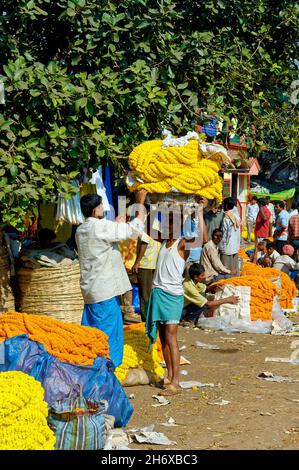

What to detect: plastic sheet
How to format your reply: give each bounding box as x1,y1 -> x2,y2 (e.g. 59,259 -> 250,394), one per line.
0,335 -> 133,427
197,317 -> 272,334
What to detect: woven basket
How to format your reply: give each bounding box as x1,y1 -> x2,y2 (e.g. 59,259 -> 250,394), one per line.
17,262 -> 84,323
0,234 -> 15,313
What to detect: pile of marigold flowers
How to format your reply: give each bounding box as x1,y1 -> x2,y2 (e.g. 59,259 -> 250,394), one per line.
127,137 -> 224,201
0,371 -> 55,450
241,263 -> 296,309
0,312 -> 109,365
115,323 -> 164,384
213,275 -> 279,321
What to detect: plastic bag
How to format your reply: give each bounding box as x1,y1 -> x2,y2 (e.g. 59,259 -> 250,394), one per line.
197,317 -> 272,334
132,284 -> 141,313
0,335 -> 133,427
122,368 -> 157,387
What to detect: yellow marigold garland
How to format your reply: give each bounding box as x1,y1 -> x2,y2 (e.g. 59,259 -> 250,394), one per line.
115,323 -> 164,384
0,371 -> 55,450
0,312 -> 109,365
127,138 -> 223,201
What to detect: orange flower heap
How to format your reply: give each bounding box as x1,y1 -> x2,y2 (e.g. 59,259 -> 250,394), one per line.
241,264 -> 296,309
213,275 -> 278,321
0,312 -> 109,365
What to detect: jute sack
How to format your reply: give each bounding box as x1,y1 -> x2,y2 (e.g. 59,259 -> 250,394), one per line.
17,262 -> 84,323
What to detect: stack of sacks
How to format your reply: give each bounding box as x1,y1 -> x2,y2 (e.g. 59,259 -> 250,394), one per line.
115,323 -> 164,384
0,371 -> 55,450
213,276 -> 278,321
127,132 -> 230,201
0,312 -> 109,365
241,264 -> 297,309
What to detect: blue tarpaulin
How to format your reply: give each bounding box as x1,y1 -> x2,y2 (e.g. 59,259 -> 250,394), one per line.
0,335 -> 133,427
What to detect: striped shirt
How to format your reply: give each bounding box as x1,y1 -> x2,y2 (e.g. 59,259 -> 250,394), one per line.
139,233 -> 161,270
288,214 -> 299,241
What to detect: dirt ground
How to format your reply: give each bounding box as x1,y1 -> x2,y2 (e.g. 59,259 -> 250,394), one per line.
125,314 -> 299,450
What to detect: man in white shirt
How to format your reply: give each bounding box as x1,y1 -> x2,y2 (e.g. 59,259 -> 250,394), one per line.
246,196 -> 259,242
75,190 -> 146,367
265,196 -> 276,237
219,197 -> 241,274
273,244 -> 299,275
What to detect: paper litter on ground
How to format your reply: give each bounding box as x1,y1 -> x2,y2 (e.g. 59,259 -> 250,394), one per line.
265,357 -> 299,364
257,372 -> 299,383
127,425 -> 176,446
152,395 -> 170,407
207,399 -> 230,406
179,381 -> 219,389
104,429 -> 131,450
160,417 -> 179,427
195,341 -> 220,350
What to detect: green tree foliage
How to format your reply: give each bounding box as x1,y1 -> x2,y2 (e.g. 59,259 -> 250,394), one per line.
0,0 -> 298,228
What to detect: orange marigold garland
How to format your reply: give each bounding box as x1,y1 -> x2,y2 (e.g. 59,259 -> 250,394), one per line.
213,275 -> 279,321
241,264 -> 297,309
0,312 -> 109,365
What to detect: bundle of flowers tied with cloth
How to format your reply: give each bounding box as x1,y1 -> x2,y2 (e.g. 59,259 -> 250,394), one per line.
126,130 -> 232,202
115,323 -> 164,386
241,263 -> 297,310
212,275 -> 279,321
0,371 -> 55,450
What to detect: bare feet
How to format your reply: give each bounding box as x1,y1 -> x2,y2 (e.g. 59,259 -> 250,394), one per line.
158,385 -> 182,396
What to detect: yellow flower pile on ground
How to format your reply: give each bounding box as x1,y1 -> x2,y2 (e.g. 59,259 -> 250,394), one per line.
0,371 -> 55,450
213,275 -> 278,321
241,263 -> 297,309
115,323 -> 164,383
0,312 -> 109,365
127,138 -> 223,200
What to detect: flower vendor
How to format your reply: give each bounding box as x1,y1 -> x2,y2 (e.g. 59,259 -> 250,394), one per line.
76,189 -> 147,367
181,262 -> 239,326
200,229 -> 237,284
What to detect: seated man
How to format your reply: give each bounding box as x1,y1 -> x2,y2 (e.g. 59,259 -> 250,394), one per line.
273,244 -> 299,275
259,255 -> 273,268
181,263 -> 239,326
266,241 -> 280,264
200,229 -> 237,284
252,239 -> 268,263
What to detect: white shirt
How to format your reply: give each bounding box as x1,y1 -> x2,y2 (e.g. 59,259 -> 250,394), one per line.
273,255 -> 298,274
153,239 -> 185,296
247,203 -> 259,221
76,217 -> 144,304
267,203 -> 276,223
219,214 -> 241,255
269,250 -> 280,263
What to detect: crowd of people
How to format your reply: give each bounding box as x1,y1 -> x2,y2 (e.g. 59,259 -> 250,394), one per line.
75,190 -> 299,396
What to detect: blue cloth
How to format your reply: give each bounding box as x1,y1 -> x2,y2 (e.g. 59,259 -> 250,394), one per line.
146,288 -> 184,345
202,117 -> 218,138
82,297 -> 124,368
103,165 -> 113,206
0,335 -> 133,427
275,210 -> 290,241
183,217 -> 202,262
